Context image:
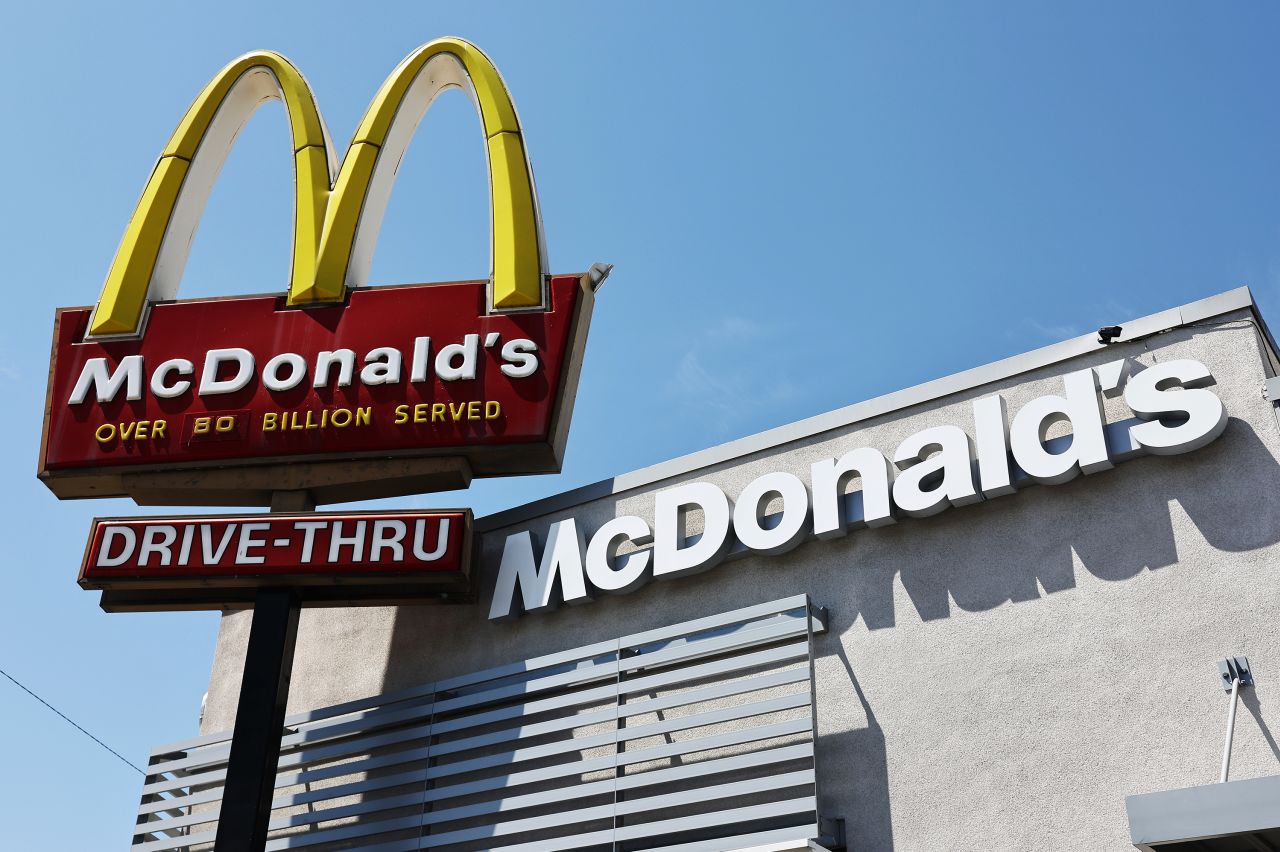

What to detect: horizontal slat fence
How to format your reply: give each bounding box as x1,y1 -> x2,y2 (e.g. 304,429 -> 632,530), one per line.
133,595 -> 830,851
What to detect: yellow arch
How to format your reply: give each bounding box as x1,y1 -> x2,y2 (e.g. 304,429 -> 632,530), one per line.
90,38 -> 546,338
302,38 -> 546,309
90,51 -> 334,337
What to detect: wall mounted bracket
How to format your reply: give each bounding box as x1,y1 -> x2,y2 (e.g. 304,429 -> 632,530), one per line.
1218,656 -> 1253,784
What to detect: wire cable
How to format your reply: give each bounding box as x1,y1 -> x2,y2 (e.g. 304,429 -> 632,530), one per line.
0,666 -> 145,775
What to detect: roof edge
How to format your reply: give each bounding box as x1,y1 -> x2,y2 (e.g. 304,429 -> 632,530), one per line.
478,286 -> 1258,532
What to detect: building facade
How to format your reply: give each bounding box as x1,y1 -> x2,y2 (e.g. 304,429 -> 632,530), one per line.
174,288 -> 1280,850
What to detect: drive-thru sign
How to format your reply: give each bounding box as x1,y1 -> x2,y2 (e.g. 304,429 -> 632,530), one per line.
81,509 -> 473,610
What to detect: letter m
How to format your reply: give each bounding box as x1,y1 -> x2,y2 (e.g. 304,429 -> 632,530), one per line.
488,520 -> 588,620
68,356 -> 144,404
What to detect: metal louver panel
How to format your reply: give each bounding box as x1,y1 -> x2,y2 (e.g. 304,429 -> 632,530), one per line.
133,595 -> 834,851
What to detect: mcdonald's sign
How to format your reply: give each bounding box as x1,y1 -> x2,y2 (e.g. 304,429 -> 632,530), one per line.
38,39 -> 599,506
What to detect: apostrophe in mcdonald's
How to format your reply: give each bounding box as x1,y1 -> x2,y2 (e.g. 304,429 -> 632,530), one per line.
39,39 -> 599,507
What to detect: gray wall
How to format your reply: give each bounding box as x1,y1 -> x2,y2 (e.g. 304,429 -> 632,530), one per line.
203,308 -> 1280,851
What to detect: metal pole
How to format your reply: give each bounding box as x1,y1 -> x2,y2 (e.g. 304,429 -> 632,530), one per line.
1220,675 -> 1241,783
213,588 -> 300,851
214,491 -> 311,851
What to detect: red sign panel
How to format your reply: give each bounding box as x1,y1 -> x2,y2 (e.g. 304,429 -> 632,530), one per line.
40,275 -> 592,504
80,510 -> 472,611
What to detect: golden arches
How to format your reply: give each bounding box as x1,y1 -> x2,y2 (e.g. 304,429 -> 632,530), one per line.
89,38 -> 545,338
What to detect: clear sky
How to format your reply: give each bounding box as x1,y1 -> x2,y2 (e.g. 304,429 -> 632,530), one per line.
4,1 -> 1280,845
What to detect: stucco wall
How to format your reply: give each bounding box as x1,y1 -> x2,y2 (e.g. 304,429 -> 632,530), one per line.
203,307 -> 1280,851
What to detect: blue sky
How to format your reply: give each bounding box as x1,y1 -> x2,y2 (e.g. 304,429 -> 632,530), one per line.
4,1 -> 1280,845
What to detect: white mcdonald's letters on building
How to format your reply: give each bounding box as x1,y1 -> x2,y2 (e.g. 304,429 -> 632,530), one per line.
490,357 -> 1229,619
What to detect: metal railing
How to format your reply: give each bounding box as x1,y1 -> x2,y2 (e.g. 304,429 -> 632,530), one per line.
132,595 -> 834,851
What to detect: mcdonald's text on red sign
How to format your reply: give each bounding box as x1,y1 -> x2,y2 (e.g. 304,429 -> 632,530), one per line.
40,275 -> 593,504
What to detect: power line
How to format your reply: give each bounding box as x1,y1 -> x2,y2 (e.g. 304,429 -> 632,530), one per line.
0,666 -> 145,775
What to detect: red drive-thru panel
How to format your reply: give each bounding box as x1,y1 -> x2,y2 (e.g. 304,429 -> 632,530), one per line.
39,275 -> 593,505
80,510 -> 472,611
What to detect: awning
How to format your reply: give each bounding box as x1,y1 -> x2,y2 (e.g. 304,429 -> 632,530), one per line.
1127,774 -> 1280,850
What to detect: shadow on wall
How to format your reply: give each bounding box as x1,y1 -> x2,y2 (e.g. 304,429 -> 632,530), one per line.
836,418 -> 1280,631
802,418 -> 1280,851
822,641 -> 894,851
1242,689 -> 1280,764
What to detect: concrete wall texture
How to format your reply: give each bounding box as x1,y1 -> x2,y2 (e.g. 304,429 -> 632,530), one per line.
202,297 -> 1280,851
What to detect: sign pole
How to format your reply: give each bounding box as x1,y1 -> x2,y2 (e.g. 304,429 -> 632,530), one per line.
213,491 -> 311,852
